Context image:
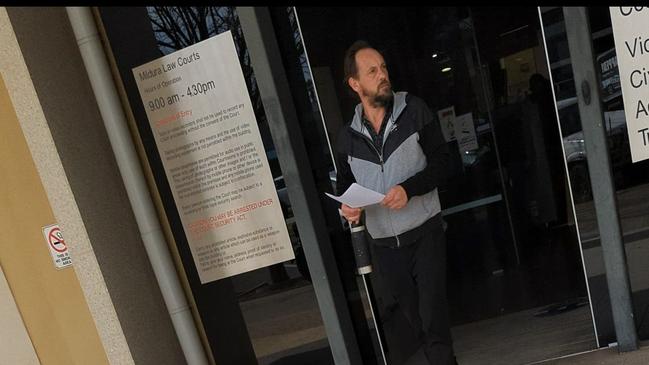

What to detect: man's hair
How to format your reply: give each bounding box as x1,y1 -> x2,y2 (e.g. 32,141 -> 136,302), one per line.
342,40 -> 374,94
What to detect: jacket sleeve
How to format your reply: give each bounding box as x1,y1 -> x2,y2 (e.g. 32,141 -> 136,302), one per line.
399,103 -> 449,199
335,131 -> 356,196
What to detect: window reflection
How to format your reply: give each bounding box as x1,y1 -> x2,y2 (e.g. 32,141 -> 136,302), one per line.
540,6 -> 649,345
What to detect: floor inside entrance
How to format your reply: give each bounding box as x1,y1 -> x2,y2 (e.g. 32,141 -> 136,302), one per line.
237,185 -> 649,364
239,277 -> 597,365
451,303 -> 595,364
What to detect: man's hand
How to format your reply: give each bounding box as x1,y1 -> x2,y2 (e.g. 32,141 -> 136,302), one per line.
341,203 -> 362,225
382,185 -> 408,210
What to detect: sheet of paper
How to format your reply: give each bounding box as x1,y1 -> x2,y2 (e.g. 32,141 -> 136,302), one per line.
325,183 -> 385,208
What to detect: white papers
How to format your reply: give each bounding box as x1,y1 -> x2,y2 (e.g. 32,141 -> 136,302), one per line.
325,183 -> 385,208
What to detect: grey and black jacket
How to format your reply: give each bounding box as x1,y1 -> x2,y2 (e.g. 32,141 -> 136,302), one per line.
335,92 -> 449,247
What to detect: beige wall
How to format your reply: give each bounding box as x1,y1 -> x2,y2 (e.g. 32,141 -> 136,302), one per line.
2,6 -> 187,365
0,265 -> 39,365
0,72 -> 108,363
0,7 -> 131,364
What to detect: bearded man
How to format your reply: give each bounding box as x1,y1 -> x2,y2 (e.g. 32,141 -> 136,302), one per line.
335,40 -> 457,365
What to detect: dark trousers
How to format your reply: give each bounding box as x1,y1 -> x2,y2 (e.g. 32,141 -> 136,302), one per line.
370,216 -> 456,365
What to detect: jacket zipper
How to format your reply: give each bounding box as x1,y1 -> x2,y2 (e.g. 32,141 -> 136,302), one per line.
381,124 -> 401,247
350,124 -> 401,247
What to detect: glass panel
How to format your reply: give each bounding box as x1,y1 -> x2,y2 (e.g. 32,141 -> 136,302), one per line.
97,7 -> 331,364
297,6 -> 594,364
268,7 -> 380,363
463,6 -> 596,361
540,6 -> 649,346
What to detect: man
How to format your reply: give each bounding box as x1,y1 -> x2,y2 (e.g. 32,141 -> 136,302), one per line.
335,40 -> 456,365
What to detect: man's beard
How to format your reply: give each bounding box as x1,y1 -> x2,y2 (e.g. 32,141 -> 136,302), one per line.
364,81 -> 393,107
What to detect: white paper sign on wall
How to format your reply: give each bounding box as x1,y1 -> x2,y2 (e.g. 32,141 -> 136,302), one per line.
609,6 -> 649,163
132,31 -> 294,283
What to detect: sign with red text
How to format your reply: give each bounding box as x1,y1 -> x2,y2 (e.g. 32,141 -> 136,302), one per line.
42,224 -> 72,270
610,7 -> 649,162
132,31 -> 293,283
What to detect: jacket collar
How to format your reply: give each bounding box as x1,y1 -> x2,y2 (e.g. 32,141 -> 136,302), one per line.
350,91 -> 408,137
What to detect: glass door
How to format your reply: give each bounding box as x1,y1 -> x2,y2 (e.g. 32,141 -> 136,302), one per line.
539,6 -> 649,348
295,6 -> 595,364
97,7 -> 354,364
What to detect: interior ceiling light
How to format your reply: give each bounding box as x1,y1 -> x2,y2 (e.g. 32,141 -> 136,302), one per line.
442,67 -> 452,72
432,53 -> 438,58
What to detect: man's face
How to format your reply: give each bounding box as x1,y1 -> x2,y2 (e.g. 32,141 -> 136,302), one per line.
350,48 -> 393,107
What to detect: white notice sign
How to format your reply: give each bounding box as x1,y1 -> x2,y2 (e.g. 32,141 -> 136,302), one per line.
42,224 -> 72,270
609,7 -> 649,162
132,31 -> 293,283
437,106 -> 456,142
454,112 -> 479,153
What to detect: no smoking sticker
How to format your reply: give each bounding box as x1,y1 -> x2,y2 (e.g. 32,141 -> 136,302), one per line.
42,224 -> 72,269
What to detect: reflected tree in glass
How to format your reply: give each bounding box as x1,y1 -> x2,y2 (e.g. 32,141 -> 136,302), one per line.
146,6 -> 264,124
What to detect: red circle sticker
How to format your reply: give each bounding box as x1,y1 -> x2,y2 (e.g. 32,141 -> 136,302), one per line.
47,227 -> 67,253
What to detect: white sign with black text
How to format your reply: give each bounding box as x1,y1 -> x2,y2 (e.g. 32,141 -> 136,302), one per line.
42,224 -> 72,270
132,31 -> 293,283
437,106 -> 456,142
610,6 -> 649,162
454,112 -> 479,153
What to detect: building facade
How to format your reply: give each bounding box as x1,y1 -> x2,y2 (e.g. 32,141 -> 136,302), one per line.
1,6 -> 647,365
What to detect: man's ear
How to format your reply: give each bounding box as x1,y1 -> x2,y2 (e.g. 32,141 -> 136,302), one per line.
348,77 -> 359,93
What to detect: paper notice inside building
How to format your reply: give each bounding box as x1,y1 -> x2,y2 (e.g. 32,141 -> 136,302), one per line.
437,106 -> 456,142
454,112 -> 479,153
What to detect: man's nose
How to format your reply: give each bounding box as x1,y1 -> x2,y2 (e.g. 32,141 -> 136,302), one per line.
377,68 -> 387,80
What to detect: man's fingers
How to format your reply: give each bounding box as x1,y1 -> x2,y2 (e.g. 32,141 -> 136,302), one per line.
341,205 -> 361,216
381,186 -> 407,210
341,203 -> 362,224
382,192 -> 394,205
384,195 -> 405,210
349,215 -> 360,225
